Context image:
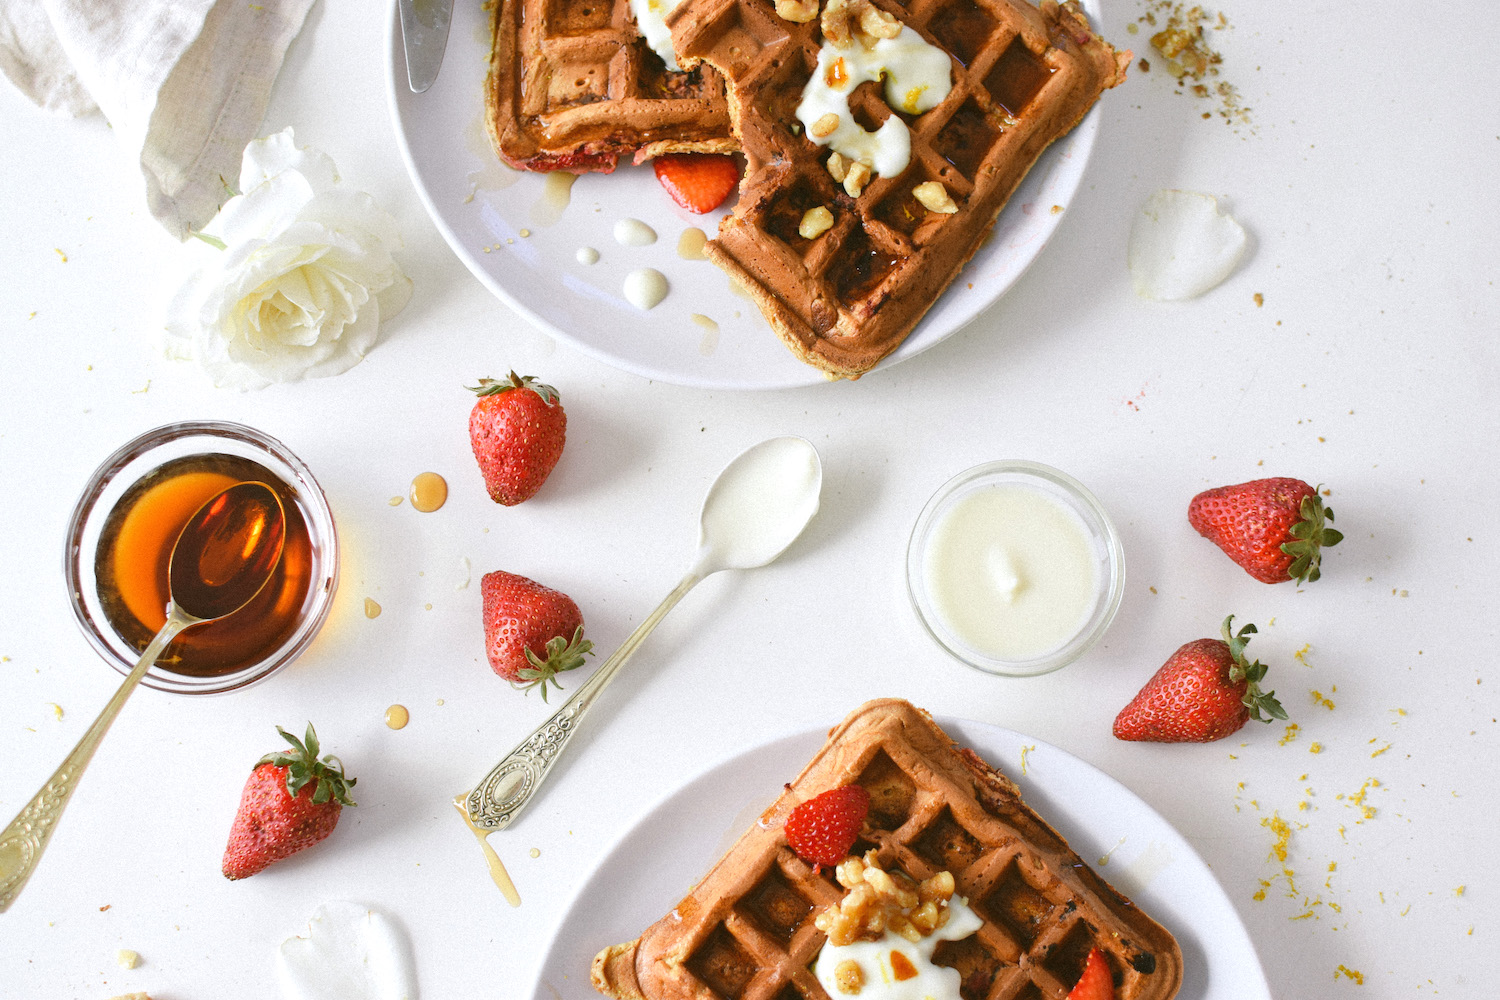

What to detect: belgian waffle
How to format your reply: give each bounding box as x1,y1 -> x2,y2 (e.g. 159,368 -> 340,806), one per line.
664,0 -> 1128,378
486,0 -> 737,171
592,698 -> 1182,1000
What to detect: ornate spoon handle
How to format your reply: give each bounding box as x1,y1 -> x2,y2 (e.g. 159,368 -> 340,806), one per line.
0,614 -> 191,912
459,571 -> 702,831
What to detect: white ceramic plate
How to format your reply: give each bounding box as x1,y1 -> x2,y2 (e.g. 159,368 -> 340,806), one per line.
528,717 -> 1270,1000
386,2 -> 1103,389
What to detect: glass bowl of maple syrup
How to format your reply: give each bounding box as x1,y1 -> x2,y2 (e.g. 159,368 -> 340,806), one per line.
64,421 -> 338,694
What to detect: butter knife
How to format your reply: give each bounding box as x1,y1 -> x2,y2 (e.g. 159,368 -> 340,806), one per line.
399,0 -> 455,93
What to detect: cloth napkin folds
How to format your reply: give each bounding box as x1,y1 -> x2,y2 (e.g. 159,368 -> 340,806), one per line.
0,0 -> 316,239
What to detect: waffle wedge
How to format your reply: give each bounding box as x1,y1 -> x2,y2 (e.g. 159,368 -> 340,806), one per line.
592,698 -> 1182,1000
664,0 -> 1128,378
486,0 -> 737,172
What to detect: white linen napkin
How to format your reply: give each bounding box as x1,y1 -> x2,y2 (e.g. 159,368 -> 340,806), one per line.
0,0 -> 316,239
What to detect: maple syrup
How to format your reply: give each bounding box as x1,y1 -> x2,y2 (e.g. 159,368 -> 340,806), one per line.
93,453 -> 316,677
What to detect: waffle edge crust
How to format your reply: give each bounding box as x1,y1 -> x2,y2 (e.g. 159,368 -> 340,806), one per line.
591,698 -> 1183,1000
486,0 -> 737,172
665,0 -> 1128,379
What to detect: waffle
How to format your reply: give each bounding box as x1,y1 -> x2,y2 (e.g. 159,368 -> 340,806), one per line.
593,699 -> 1181,1000
486,0 -> 737,171
663,0 -> 1128,378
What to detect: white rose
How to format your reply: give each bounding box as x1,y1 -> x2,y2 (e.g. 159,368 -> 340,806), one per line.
165,128 -> 412,389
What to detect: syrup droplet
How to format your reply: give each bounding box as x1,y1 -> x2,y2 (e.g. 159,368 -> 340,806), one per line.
691,314 -> 720,355
529,848 -> 541,859
385,704 -> 409,730
531,172 -> 577,227
364,598 -> 382,619
677,227 -> 709,260
409,472 -> 448,513
453,796 -> 521,906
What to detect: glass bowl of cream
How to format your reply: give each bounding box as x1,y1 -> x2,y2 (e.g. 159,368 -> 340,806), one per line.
906,460 -> 1125,677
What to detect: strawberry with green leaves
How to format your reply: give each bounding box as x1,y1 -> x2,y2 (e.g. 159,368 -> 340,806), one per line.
1114,616 -> 1287,743
481,570 -> 592,699
222,724 -> 355,880
1188,477 -> 1342,583
468,372 -> 566,506
784,785 -> 870,867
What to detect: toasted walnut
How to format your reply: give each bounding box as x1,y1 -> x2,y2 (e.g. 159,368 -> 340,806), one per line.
912,181 -> 958,214
800,206 -> 835,238
834,959 -> 864,995
823,0 -> 900,49
775,0 -> 820,22
825,151 -> 850,183
811,113 -> 841,138
843,160 -> 872,198
815,853 -> 960,947
858,3 -> 901,40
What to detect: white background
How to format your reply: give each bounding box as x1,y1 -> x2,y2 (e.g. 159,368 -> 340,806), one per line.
1,1 -> 1495,998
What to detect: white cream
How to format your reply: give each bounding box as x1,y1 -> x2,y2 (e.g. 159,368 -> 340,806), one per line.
629,0 -> 688,70
615,218 -> 658,246
813,897 -> 984,1000
923,485 -> 1097,661
275,901 -> 416,1000
796,27 -> 953,179
624,268 -> 669,309
696,437 -> 821,570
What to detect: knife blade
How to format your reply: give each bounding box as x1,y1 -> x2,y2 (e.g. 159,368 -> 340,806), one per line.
399,0 -> 455,93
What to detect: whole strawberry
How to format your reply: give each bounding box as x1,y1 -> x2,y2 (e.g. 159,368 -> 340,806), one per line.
784,785 -> 870,867
468,372 -> 566,505
481,570 -> 592,699
1114,616 -> 1287,743
223,724 -> 355,880
1188,477 -> 1342,583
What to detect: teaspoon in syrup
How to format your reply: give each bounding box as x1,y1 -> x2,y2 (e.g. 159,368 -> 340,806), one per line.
0,481 -> 286,912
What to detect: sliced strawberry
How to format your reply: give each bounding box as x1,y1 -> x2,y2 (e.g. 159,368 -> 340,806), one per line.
784,785 -> 870,866
1067,947 -> 1115,1000
653,153 -> 741,214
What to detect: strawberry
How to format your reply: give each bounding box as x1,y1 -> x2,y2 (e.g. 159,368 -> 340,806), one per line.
222,724 -> 355,880
652,153 -> 741,214
481,570 -> 593,699
1113,615 -> 1287,743
1068,947 -> 1115,1000
784,785 -> 870,866
467,372 -> 566,506
1188,478 -> 1342,584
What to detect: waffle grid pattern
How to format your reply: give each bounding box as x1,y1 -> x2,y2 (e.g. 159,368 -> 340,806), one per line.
487,0 -> 735,171
594,701 -> 1181,1000
670,0 -> 1124,377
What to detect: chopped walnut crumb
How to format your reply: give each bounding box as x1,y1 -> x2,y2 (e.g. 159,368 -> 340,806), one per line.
800,206 -> 835,238
843,160 -> 872,197
775,0 -> 820,22
834,959 -> 864,994
811,113 -> 841,138
815,852 -> 956,947
822,0 -> 900,50
912,181 -> 957,214
825,151 -> 850,182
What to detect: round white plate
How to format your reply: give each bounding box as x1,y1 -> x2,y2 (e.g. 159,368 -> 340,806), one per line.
386,2 -> 1102,389
528,717 -> 1269,1000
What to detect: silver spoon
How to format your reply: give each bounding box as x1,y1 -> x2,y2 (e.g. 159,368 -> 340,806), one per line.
456,437 -> 823,839
0,481 -> 286,912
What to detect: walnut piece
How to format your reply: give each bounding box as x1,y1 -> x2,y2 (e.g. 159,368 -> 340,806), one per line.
843,160 -> 872,198
800,206 -> 835,239
825,151 -> 850,183
811,113 -> 841,138
775,0 -> 820,22
912,181 -> 958,214
814,852 -> 956,947
834,959 -> 864,994
822,0 -> 900,50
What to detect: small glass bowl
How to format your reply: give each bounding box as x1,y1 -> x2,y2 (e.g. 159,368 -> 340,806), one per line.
63,421 -> 339,695
906,460 -> 1124,677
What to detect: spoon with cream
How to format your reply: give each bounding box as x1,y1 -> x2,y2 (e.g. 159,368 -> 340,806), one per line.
454,437 -> 822,897
0,482 -> 286,911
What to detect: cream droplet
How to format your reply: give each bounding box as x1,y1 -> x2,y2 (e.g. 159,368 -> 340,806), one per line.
677,227 -> 709,260
409,472 -> 448,512
385,704 -> 410,730
576,246 -> 600,264
614,218 -> 657,247
364,598 -> 382,619
624,268 -> 669,310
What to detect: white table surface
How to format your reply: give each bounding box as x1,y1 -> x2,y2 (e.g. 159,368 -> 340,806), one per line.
2,1 -> 1495,998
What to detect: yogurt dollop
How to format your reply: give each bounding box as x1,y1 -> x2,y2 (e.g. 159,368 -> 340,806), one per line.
629,0 -> 688,70
813,896 -> 984,1000
796,26 -> 953,179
